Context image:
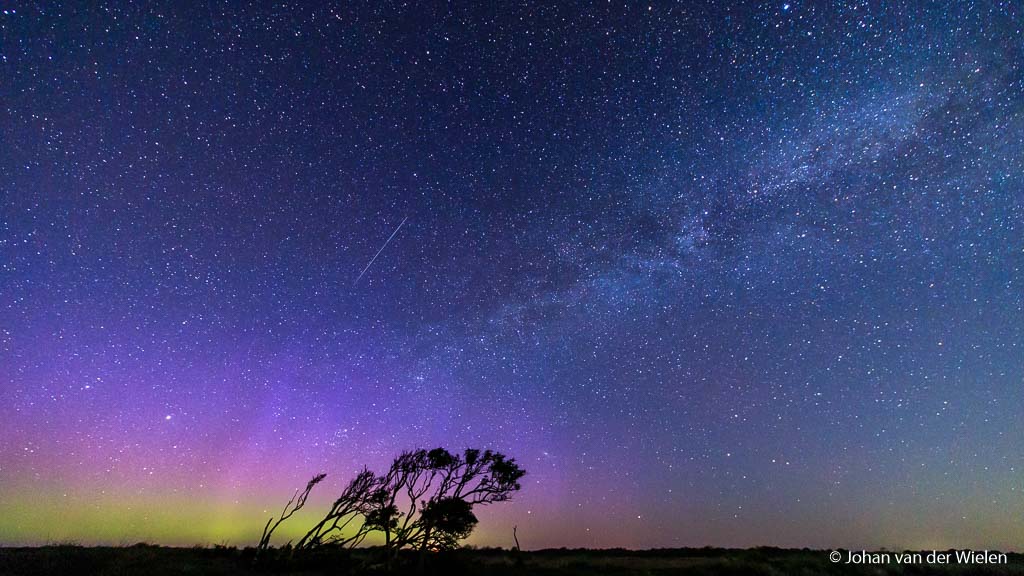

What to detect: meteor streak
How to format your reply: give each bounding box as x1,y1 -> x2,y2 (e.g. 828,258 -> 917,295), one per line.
353,216 -> 408,285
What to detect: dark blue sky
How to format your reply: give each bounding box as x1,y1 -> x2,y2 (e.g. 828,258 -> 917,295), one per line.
1,1 -> 1022,549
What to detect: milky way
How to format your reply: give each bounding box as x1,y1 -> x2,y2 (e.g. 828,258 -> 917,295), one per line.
1,2 -> 1022,550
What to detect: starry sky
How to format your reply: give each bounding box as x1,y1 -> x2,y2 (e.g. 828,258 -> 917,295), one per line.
1,1 -> 1023,551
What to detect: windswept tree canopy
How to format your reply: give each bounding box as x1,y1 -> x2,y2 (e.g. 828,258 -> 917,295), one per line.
256,448 -> 525,556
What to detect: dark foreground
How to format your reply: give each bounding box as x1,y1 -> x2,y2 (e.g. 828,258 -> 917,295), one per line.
1,545 -> 1022,576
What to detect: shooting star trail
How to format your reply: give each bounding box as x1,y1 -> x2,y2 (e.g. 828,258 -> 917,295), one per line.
353,216 -> 408,285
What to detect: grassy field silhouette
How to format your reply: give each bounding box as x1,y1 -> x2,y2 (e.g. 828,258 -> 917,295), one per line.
2,544 -> 1022,575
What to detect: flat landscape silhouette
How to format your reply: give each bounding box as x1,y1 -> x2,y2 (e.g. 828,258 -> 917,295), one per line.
2,545 -> 1022,576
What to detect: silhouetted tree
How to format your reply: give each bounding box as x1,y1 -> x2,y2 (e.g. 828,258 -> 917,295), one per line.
256,447 -> 526,568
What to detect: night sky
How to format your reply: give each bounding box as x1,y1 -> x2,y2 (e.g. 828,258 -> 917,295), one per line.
1,1 -> 1023,551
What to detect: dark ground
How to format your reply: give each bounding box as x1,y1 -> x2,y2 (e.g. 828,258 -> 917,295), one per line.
1,545 -> 1022,576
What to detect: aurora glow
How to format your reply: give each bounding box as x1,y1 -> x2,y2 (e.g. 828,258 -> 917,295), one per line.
1,1 -> 1022,551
